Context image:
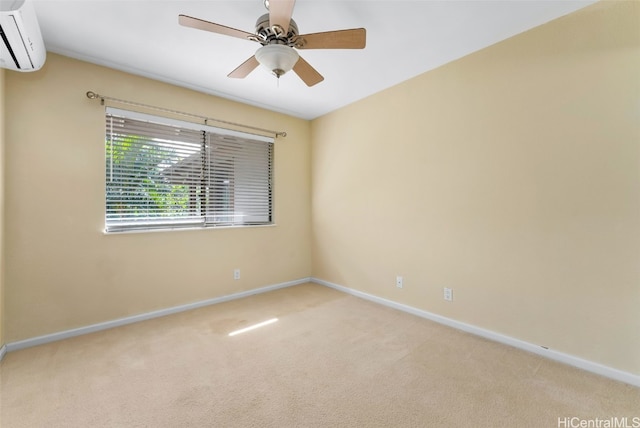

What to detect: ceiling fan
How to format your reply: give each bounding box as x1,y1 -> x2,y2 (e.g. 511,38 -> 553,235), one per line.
178,0 -> 366,87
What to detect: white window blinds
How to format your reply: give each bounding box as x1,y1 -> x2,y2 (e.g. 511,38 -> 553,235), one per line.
105,108 -> 274,232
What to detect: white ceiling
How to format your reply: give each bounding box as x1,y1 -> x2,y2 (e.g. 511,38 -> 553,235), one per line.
32,0 -> 597,120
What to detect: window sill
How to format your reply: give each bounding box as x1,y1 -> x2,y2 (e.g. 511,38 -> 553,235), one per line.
102,223 -> 277,235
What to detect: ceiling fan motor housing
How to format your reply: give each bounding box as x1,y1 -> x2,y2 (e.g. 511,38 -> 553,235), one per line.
254,13 -> 299,46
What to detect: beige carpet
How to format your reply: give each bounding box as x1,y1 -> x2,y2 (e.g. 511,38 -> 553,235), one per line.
1,283 -> 638,427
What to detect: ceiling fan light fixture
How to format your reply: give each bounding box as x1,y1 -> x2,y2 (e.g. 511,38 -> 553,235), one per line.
255,44 -> 299,78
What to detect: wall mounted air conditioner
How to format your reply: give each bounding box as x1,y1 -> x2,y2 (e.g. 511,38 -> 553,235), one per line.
0,0 -> 46,72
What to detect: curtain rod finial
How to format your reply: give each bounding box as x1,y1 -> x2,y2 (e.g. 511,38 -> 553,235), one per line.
86,91 -> 99,99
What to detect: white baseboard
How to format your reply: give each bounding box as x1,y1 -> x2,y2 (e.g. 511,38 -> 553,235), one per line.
6,277 -> 311,353
311,277 -> 640,388
0,344 -> 6,362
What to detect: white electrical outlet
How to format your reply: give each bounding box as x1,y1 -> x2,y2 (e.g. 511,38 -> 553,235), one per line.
396,276 -> 403,288
444,287 -> 453,302
234,269 -> 240,280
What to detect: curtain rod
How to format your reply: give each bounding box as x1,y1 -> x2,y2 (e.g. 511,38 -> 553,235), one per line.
85,91 -> 287,138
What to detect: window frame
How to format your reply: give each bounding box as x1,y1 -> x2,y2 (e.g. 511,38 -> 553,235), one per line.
104,107 -> 274,233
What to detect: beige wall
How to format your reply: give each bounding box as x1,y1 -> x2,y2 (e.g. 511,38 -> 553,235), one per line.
0,68 -> 5,348
311,1 -> 639,374
4,54 -> 311,342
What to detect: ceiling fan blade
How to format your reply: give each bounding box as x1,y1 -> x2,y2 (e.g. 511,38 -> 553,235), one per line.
269,0 -> 296,35
179,15 -> 255,41
292,56 -> 324,87
228,56 -> 260,79
296,28 -> 366,49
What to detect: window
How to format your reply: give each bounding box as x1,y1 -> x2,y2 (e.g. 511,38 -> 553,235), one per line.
105,108 -> 273,232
